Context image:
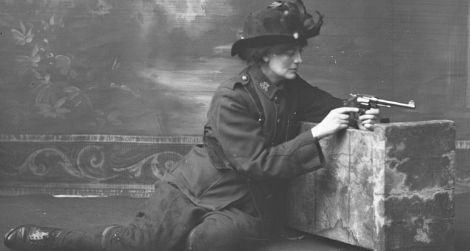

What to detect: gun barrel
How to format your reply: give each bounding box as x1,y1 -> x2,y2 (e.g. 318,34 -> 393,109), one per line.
375,98 -> 416,109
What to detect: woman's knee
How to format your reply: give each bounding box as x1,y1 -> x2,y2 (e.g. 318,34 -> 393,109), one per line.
186,212 -> 262,251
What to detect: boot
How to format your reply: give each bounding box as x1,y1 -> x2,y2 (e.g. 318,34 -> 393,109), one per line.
4,224 -> 63,251
4,224 -> 107,251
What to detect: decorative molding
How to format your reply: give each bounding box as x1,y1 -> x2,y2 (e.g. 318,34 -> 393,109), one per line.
1,134 -> 469,197
0,134 -> 199,196
0,134 -> 203,144
0,146 -> 184,181
0,182 -> 155,198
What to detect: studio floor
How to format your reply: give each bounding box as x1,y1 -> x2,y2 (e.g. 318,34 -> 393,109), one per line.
0,192 -> 469,251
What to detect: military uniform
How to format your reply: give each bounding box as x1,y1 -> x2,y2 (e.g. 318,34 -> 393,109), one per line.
165,64 -> 341,210
162,64 -> 342,249
97,65 -> 343,251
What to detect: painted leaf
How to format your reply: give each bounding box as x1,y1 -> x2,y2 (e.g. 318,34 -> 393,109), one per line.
49,15 -> 55,26
25,28 -> 33,43
54,97 -> 67,108
42,74 -> 51,84
30,45 -> 41,64
11,22 -> 34,46
63,86 -> 81,93
19,21 -> 26,33
11,29 -> 26,45
31,44 -> 39,56
111,57 -> 120,70
55,107 -> 71,115
32,69 -> 42,80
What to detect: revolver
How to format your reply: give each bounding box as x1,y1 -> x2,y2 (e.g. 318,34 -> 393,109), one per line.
343,93 -> 416,127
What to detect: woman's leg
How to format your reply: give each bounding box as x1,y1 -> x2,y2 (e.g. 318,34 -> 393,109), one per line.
4,181 -> 207,251
100,181 -> 207,251
185,207 -> 268,251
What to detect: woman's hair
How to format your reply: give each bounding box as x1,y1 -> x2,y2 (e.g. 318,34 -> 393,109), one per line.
237,39 -> 308,65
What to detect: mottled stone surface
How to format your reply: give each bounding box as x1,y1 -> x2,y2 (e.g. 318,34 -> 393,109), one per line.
287,120 -> 455,251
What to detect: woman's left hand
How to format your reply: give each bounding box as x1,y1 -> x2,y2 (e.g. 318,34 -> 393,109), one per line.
358,108 -> 380,130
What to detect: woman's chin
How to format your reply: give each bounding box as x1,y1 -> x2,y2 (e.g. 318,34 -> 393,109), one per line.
284,72 -> 297,79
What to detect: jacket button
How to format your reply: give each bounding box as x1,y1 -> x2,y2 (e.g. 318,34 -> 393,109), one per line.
277,118 -> 281,123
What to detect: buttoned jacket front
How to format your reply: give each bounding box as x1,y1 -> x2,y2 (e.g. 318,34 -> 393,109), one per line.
164,65 -> 342,211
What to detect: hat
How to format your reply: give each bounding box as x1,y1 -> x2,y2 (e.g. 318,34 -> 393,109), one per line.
231,0 -> 324,56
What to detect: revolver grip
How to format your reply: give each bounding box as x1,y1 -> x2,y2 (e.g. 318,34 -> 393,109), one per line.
347,111 -> 359,129
343,99 -> 363,128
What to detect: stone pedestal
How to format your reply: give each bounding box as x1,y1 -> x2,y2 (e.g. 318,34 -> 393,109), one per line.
287,120 -> 455,251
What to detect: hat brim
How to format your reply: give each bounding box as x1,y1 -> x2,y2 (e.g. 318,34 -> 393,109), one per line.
231,35 -> 302,56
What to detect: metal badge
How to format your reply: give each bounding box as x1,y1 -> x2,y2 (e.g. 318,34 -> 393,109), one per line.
259,82 -> 270,92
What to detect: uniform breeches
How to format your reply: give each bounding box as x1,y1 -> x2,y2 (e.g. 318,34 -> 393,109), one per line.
100,181 -> 206,251
59,181 -> 265,251
186,207 -> 267,251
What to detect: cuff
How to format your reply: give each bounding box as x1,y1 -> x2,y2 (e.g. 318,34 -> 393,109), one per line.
292,130 -> 326,171
313,136 -> 325,165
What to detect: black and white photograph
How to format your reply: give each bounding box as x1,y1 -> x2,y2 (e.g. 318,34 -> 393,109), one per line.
0,0 -> 468,250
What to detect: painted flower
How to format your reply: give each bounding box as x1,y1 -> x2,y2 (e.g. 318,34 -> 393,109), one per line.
11,21 -> 34,46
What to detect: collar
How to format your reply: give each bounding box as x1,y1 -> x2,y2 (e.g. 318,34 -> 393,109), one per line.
246,65 -> 285,100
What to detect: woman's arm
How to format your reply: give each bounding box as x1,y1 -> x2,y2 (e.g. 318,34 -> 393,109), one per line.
209,86 -> 327,179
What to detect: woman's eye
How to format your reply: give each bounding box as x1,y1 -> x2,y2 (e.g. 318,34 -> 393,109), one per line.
285,48 -> 302,56
286,50 -> 296,56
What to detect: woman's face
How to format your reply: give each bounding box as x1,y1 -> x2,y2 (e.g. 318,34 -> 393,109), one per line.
263,46 -> 303,83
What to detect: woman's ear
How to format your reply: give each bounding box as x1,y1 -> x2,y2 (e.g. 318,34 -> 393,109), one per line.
263,55 -> 270,63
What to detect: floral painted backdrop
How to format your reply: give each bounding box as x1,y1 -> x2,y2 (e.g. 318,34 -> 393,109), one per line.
0,0 -> 250,135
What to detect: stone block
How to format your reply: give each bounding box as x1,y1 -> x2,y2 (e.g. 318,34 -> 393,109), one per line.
287,120 -> 455,251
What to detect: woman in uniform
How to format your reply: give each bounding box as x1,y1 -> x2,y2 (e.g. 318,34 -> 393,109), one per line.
4,1 -> 379,250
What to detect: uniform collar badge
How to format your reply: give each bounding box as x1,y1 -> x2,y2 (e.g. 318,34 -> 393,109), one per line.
259,81 -> 270,92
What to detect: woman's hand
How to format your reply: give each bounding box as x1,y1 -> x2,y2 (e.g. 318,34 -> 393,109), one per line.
311,107 -> 359,139
358,108 -> 380,130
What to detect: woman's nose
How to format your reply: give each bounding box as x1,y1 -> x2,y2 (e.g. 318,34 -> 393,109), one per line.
294,51 -> 303,64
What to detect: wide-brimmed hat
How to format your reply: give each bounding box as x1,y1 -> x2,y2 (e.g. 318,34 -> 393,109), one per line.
231,0 -> 324,56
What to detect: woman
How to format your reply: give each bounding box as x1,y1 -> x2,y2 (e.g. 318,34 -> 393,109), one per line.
4,1 -> 379,251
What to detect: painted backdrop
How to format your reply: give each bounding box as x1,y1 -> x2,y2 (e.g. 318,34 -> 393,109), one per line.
0,0 -> 247,136
0,0 -> 468,138
1,0 -> 470,196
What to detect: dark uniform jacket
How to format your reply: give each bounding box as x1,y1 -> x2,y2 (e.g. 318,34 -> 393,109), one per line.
163,65 -> 342,213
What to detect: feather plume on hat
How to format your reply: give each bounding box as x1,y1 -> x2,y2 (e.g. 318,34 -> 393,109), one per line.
231,0 -> 323,56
